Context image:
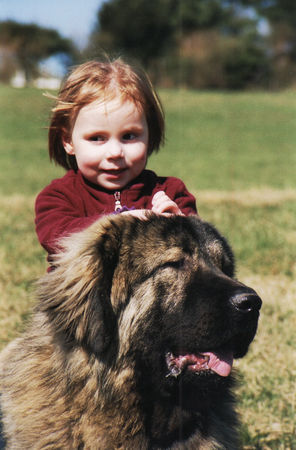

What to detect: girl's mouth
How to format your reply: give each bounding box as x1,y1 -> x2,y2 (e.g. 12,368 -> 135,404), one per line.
103,168 -> 126,176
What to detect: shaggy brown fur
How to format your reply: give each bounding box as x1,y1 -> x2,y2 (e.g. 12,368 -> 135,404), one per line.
0,214 -> 261,449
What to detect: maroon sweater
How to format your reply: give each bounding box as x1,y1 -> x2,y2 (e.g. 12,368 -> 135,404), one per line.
35,169 -> 197,257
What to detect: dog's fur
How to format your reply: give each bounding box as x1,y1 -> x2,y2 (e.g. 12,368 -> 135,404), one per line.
0,214 -> 261,449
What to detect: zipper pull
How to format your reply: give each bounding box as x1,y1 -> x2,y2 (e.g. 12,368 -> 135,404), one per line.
114,191 -> 122,212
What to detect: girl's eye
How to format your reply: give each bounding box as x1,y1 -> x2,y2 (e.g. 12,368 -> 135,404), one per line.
122,132 -> 137,141
88,135 -> 105,142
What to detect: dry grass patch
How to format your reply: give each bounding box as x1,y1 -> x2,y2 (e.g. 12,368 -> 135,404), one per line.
197,188 -> 296,207
237,271 -> 296,448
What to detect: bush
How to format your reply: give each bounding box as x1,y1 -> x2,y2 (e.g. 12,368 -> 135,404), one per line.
223,38 -> 271,89
148,31 -> 271,90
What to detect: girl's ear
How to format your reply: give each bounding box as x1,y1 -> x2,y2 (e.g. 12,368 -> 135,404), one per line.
62,132 -> 75,155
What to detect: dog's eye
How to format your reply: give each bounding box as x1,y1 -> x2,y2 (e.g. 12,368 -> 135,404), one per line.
161,259 -> 185,270
221,255 -> 234,278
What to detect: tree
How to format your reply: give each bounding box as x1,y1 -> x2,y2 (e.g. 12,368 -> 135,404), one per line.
88,0 -> 235,67
231,0 -> 296,86
0,21 -> 76,84
237,0 -> 296,27
89,0 -> 175,67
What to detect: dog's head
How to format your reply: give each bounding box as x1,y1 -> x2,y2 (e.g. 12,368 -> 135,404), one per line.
38,214 -> 261,388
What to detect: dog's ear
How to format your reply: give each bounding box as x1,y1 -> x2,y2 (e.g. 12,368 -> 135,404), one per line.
37,216 -> 125,355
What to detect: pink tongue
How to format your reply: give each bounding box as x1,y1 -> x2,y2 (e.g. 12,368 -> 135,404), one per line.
201,351 -> 233,377
166,350 -> 234,378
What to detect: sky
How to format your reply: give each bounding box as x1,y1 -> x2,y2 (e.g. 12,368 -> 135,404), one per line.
0,0 -> 106,49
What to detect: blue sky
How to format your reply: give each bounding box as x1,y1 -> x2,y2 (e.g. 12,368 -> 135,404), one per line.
0,0 -> 106,49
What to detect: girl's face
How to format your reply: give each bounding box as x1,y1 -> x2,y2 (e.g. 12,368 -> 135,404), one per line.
63,98 -> 149,190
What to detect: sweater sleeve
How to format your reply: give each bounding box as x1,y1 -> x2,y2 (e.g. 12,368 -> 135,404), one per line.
161,177 -> 198,216
35,186 -> 102,256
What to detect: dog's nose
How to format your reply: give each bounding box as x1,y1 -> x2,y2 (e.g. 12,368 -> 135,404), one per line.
230,292 -> 262,313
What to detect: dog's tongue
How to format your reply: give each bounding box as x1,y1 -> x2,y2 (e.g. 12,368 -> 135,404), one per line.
166,350 -> 233,378
201,351 -> 233,377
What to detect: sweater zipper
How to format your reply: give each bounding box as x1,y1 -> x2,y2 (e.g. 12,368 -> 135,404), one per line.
114,191 -> 122,212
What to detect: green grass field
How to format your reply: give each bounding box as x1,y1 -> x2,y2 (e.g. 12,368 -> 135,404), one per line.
0,84 -> 295,448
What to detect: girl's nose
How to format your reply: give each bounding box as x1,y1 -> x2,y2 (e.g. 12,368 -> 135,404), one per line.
106,139 -> 124,159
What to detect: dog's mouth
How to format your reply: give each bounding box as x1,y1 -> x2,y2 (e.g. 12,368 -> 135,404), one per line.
165,350 -> 234,378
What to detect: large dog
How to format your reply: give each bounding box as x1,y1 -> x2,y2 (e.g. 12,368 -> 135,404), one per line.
0,214 -> 261,449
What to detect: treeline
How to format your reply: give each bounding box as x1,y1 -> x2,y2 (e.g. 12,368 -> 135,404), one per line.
0,21 -> 76,84
1,0 -> 296,89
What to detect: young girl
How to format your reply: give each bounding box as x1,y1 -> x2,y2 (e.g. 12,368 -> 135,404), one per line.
35,58 -> 197,263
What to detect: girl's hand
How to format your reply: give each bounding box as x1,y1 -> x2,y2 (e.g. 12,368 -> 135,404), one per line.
152,191 -> 184,216
121,191 -> 184,220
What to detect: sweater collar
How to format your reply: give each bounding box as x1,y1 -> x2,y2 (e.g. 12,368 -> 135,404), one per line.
77,169 -> 150,194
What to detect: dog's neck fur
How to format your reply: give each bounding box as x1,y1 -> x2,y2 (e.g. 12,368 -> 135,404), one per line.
95,362 -> 240,449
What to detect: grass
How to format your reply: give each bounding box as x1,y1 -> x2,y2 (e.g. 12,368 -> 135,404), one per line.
0,85 -> 64,195
197,193 -> 296,277
150,89 -> 296,190
0,84 -> 295,447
